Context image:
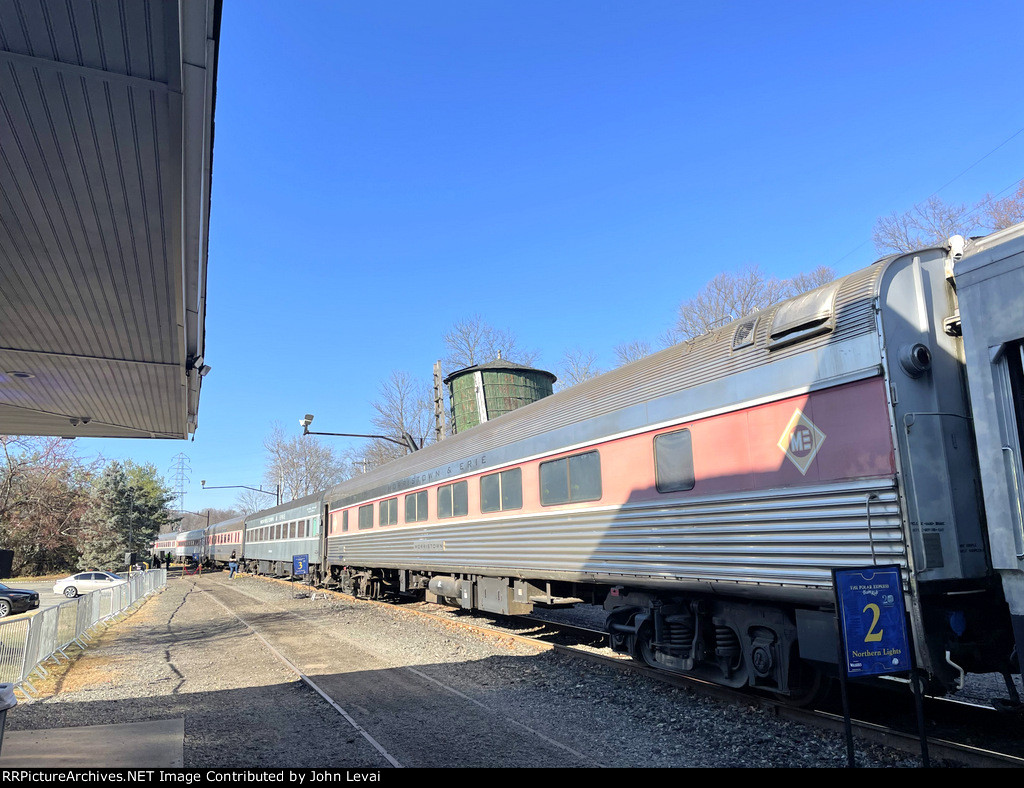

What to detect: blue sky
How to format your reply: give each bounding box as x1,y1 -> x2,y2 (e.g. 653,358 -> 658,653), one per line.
79,1 -> 1024,513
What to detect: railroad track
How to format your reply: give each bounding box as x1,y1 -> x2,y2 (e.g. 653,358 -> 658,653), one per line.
247,574 -> 1024,768
403,602 -> 1024,768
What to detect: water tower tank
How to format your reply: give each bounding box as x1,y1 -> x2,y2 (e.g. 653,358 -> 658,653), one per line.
444,357 -> 556,434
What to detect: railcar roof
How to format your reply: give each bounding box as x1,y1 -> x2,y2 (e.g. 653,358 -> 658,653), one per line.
322,254 -> 906,508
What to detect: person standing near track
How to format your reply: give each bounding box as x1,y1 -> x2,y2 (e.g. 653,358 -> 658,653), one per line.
229,550 -> 238,579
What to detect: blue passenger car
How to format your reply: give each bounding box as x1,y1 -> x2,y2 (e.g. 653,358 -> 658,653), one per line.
242,495 -> 324,579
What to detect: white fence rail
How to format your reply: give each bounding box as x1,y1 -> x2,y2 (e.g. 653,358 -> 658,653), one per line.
0,568 -> 166,700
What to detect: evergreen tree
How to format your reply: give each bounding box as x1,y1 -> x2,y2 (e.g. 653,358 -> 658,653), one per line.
78,461 -> 175,571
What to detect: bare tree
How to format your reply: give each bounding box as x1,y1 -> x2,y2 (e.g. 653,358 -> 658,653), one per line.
873,196 -> 972,255
786,265 -> 837,294
978,182 -> 1024,232
264,423 -> 350,503
347,370 -> 435,473
872,185 -> 1024,255
443,314 -> 540,371
613,339 -> 653,367
671,264 -> 837,343
558,347 -> 603,388
0,436 -> 98,574
673,265 -> 790,341
370,370 -> 434,449
234,488 -> 274,517
178,507 -> 240,530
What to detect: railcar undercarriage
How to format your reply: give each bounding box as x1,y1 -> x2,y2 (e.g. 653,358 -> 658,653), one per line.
603,588 -> 816,699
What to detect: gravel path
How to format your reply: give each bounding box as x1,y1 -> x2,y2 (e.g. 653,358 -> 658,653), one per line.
6,573 -> 925,768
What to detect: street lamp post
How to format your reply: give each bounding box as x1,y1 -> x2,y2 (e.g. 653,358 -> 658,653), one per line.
200,480 -> 282,506
299,414 -> 420,452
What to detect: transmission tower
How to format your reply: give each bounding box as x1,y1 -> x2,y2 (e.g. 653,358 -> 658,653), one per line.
170,453 -> 191,519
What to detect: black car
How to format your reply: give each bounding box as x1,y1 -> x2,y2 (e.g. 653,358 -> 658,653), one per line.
0,583 -> 40,617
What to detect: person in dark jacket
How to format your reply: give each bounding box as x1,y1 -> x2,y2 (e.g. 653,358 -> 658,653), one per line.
229,550 -> 238,579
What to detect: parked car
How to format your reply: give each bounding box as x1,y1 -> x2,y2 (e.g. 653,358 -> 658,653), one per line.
0,583 -> 40,617
53,571 -> 126,598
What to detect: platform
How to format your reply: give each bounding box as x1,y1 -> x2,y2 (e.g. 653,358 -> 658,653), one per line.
0,718 -> 184,767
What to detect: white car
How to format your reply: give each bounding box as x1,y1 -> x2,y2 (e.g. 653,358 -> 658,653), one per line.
53,571 -> 126,598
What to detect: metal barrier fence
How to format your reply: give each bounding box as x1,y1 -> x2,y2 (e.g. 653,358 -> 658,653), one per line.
0,568 -> 166,700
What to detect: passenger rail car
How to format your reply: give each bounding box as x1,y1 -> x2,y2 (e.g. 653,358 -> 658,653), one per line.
316,225 -> 1024,701
174,528 -> 207,563
153,532 -> 178,560
155,223 -> 1024,704
207,516 -> 245,568
241,496 -> 324,579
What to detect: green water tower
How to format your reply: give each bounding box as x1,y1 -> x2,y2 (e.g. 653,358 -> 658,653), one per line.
444,356 -> 556,434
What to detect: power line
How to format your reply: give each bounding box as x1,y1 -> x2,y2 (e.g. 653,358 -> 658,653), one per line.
830,123 -> 1024,267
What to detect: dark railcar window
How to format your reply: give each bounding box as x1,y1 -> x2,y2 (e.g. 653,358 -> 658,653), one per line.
343,510 -> 349,532
655,429 -> 696,492
379,498 -> 398,526
481,468 -> 523,513
358,504 -> 374,530
540,451 -> 602,505
438,481 -> 468,518
405,490 -> 428,522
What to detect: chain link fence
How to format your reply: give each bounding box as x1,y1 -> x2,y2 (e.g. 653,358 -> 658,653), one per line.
0,568 -> 167,700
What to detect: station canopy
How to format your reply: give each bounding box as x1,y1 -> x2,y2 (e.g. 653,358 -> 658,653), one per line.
0,0 -> 220,439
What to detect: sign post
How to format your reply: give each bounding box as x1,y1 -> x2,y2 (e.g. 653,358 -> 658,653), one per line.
832,565 -> 927,767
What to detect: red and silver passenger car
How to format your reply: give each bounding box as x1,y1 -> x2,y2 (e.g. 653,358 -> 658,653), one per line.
316,225 -> 1024,700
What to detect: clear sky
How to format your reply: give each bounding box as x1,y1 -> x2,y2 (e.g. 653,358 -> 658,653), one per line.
77,0 -> 1024,514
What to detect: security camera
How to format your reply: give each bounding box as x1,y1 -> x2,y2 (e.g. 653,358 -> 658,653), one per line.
300,414 -> 314,428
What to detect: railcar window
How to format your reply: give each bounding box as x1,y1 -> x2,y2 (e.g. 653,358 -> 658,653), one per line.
405,490 -> 428,522
343,510 -> 349,532
540,451 -> 602,505
654,429 -> 696,492
481,468 -> 523,513
298,521 -> 305,538
379,497 -> 398,526
438,481 -> 469,518
358,504 -> 373,530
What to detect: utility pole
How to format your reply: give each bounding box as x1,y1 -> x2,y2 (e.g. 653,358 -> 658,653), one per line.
433,360 -> 446,443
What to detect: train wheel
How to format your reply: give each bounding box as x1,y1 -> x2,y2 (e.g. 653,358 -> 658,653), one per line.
779,658 -> 833,707
632,621 -> 658,667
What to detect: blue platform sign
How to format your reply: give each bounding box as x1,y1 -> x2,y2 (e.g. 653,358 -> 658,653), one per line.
292,554 -> 308,576
833,565 -> 911,678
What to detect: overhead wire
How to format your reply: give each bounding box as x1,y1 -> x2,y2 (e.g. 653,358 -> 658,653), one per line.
829,122 -> 1024,268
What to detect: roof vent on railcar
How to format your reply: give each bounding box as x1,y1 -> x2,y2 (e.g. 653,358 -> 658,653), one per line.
767,281 -> 841,349
443,356 -> 557,434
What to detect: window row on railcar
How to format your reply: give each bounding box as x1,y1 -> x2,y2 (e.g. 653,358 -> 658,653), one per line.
246,516 -> 320,543
210,531 -> 242,545
329,428 -> 696,535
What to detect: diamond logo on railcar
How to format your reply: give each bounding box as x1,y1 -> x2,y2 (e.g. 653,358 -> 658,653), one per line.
778,409 -> 826,475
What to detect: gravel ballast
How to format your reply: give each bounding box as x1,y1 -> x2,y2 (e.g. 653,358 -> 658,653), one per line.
6,573 -> 926,768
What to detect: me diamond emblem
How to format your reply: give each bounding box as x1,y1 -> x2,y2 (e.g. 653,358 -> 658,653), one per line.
778,410 -> 826,475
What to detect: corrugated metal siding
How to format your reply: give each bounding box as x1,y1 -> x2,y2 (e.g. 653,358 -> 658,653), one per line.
0,0 -> 217,438
327,478 -> 902,601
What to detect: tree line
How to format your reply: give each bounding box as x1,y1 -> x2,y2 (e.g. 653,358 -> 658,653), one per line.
0,436 -> 176,576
